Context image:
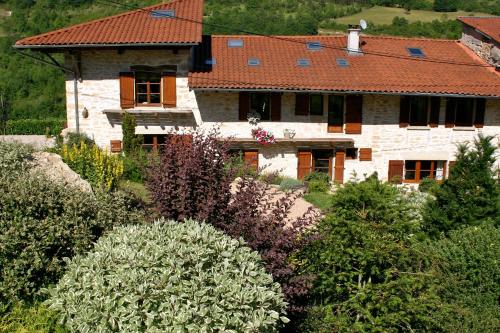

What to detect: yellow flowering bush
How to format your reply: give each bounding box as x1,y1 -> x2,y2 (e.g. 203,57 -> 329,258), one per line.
61,142 -> 123,191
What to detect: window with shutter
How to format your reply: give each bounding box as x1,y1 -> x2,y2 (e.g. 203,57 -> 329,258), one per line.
345,95 -> 362,134
239,92 -> 250,120
328,95 -> 344,133
334,150 -> 345,184
270,93 -> 281,121
119,72 -> 135,109
309,94 -> 323,116
297,151 -> 313,179
445,98 -> 482,127
388,160 -> 404,183
399,96 -> 410,128
295,94 -> 309,116
162,72 -> 176,107
429,97 -> 441,127
474,98 -> 486,128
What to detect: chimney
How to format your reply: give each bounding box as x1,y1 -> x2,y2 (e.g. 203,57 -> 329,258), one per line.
347,26 -> 361,55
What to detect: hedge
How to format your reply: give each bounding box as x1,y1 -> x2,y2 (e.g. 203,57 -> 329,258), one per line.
2,118 -> 66,136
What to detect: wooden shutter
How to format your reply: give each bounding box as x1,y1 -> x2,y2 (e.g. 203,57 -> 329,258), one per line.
445,98 -> 456,128
429,97 -> 440,127
328,95 -> 344,133
244,151 -> 259,172
162,72 -> 176,107
297,151 -> 313,179
270,93 -> 281,121
110,140 -> 122,153
399,96 -> 410,128
345,95 -> 362,134
334,150 -> 345,184
388,160 -> 404,184
359,148 -> 372,161
239,92 -> 250,120
474,98 -> 486,128
119,72 -> 135,109
295,94 -> 309,116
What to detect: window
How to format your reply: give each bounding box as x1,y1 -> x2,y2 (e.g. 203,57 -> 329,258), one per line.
404,160 -> 445,182
313,150 -> 333,174
135,71 -> 161,105
310,95 -> 323,116
346,148 -> 358,160
445,98 -> 486,128
250,93 -> 270,121
143,134 -> 168,151
328,95 -> 344,132
336,58 -> 349,67
297,59 -> 311,67
408,96 -> 429,126
307,41 -> 322,50
407,47 -> 425,57
228,39 -> 244,48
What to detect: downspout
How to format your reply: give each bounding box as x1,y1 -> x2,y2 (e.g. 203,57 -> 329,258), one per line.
14,49 -> 81,133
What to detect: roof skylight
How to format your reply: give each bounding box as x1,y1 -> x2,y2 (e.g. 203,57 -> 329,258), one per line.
248,58 -> 261,66
228,39 -> 244,48
336,58 -> 349,67
205,58 -> 216,66
150,10 -> 175,18
297,58 -> 311,67
407,47 -> 425,57
307,41 -> 323,50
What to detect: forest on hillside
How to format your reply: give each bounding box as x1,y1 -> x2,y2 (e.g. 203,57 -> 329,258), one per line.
0,0 -> 498,126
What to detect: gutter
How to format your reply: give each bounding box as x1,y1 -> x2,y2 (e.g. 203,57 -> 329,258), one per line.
15,50 -> 81,134
13,42 -> 200,50
189,87 -> 500,99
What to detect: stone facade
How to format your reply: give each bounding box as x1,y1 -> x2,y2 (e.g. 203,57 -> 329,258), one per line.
65,49 -> 500,181
461,25 -> 500,67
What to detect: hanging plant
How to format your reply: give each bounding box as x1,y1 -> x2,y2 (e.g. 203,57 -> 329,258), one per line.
251,127 -> 276,145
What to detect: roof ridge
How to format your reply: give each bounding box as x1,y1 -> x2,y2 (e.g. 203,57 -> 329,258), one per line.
209,34 -> 458,42
458,16 -> 500,19
15,0 -> 192,45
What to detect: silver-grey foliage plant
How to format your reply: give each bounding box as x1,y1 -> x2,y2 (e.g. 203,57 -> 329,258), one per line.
46,220 -> 288,332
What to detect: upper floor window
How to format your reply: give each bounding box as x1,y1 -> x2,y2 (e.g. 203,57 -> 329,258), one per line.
310,94 -> 324,116
295,94 -> 324,116
250,93 -> 270,120
445,97 -> 486,128
239,92 -> 281,122
135,71 -> 161,105
400,96 -> 440,128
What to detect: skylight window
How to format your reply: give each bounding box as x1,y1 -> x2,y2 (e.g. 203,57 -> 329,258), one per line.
248,58 -> 261,66
205,58 -> 216,66
307,41 -> 323,50
336,58 -> 349,67
150,9 -> 175,18
297,59 -> 311,67
407,47 -> 425,57
228,39 -> 244,48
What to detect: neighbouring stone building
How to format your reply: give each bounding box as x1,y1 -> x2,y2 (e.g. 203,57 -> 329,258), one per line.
15,0 -> 500,183
459,16 -> 500,68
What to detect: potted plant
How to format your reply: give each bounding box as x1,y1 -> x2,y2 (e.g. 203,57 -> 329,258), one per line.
251,127 -> 276,145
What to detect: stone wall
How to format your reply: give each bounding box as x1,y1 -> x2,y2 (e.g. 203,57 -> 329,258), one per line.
461,26 -> 500,67
66,49 -> 500,181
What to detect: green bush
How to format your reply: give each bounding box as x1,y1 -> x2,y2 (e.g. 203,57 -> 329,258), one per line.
122,112 -> 143,155
122,149 -> 149,183
418,177 -> 440,194
0,172 -> 145,304
0,141 -> 33,178
279,177 -> 303,191
0,303 -> 67,333
304,172 -> 330,183
4,119 -> 65,136
259,171 -> 284,185
429,225 -> 500,332
46,220 -> 288,332
308,179 -> 330,193
64,132 -> 95,148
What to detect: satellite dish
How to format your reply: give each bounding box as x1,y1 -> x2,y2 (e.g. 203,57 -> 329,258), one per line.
360,19 -> 368,30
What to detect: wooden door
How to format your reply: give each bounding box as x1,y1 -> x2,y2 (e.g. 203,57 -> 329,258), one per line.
334,150 -> 345,184
297,151 -> 313,179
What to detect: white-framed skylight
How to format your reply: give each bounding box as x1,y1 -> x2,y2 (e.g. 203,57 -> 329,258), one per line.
297,58 -> 311,67
205,58 -> 216,66
307,41 -> 323,50
407,47 -> 425,57
248,58 -> 261,66
336,58 -> 349,67
150,10 -> 175,18
228,39 -> 244,48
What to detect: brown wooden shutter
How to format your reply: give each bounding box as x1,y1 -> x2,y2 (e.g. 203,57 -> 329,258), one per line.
161,72 -> 176,108
239,92 -> 250,120
110,140 -> 122,153
119,72 -> 135,109
359,148 -> 372,161
270,93 -> 281,121
345,95 -> 362,134
297,151 -> 313,180
244,150 -> 259,172
334,150 -> 345,184
388,160 -> 404,184
399,96 -> 410,128
474,98 -> 486,128
445,98 -> 456,128
295,94 -> 309,116
429,97 -> 440,127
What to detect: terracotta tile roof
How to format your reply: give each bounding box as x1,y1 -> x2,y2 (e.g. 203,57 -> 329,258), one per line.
15,0 -> 203,48
458,16 -> 500,43
189,35 -> 500,97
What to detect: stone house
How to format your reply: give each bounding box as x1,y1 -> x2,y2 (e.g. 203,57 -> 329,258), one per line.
458,16 -> 500,68
14,0 -> 500,183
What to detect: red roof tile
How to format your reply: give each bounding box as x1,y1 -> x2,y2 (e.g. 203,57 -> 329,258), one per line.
15,0 -> 203,47
189,35 -> 500,97
458,16 -> 500,43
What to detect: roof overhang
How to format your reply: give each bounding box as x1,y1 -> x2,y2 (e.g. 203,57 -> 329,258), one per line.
13,42 -> 199,50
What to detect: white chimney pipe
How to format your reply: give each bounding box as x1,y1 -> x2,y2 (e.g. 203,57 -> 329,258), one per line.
347,27 -> 361,55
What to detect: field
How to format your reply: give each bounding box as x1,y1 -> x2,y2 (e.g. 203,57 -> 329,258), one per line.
334,5 -> 492,25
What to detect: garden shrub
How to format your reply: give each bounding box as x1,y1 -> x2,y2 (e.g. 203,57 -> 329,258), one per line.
46,220 -> 288,332
64,132 -> 95,148
61,141 -> 124,190
279,177 -> 303,191
122,112 -> 143,155
122,149 -> 149,183
0,303 -> 67,333
424,135 -> 499,236
0,141 -> 33,178
304,172 -> 329,183
298,176 -> 439,332
307,179 -> 330,193
259,171 -> 284,185
0,173 -> 145,304
429,225 -> 500,332
5,118 -> 65,136
418,177 -> 440,194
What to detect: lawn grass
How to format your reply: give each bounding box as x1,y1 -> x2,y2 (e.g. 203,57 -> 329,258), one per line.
334,5 -> 491,26
0,5 -> 10,37
304,192 -> 333,212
